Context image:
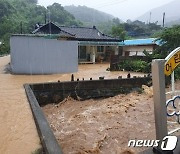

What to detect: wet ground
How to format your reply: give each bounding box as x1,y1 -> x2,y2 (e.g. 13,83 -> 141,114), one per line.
0,55 -> 146,154
1,54 -> 179,154
0,56 -> 40,154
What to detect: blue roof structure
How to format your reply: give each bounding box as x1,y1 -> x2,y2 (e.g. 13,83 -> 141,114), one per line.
122,38 -> 161,46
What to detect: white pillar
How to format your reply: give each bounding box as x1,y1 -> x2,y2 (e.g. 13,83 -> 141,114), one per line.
152,59 -> 167,141
115,46 -> 119,55
90,46 -> 96,63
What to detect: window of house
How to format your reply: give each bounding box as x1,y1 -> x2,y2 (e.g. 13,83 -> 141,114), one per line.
97,46 -> 104,52
78,46 -> 87,59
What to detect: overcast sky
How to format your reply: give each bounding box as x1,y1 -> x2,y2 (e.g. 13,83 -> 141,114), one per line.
38,0 -> 175,21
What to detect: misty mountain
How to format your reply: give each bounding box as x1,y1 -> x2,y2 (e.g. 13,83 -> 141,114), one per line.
136,0 -> 180,26
64,5 -> 115,26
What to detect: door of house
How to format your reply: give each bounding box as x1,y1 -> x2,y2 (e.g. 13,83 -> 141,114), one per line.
125,51 -> 130,56
118,47 -> 123,56
79,46 -> 87,60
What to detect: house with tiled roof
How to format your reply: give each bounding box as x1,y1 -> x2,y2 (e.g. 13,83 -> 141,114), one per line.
121,38 -> 160,56
33,22 -> 123,63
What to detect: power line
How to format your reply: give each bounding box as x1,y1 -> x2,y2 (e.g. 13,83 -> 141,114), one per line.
163,12 -> 165,28
68,0 -> 128,14
95,0 -> 123,8
91,0 -> 129,9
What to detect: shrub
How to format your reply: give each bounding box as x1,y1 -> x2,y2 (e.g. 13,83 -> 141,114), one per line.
117,59 -> 180,80
117,59 -> 150,73
175,67 -> 180,80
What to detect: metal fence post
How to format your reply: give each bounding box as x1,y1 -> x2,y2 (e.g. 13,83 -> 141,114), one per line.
152,59 -> 167,141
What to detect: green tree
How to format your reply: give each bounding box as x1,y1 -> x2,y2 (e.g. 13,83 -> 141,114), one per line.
112,18 -> 121,25
157,25 -> 180,53
123,20 -> 162,37
0,0 -> 15,19
111,25 -> 127,40
156,25 -> 180,80
0,0 -> 82,55
47,3 -> 81,26
26,0 -> 37,4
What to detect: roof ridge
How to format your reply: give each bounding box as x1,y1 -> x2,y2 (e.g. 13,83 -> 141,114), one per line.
96,29 -> 119,40
32,22 -> 61,34
59,25 -> 96,29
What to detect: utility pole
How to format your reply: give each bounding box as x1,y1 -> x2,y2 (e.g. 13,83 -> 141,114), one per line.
20,21 -> 23,34
48,11 -> 51,35
162,12 -> 165,28
45,11 -> 47,24
149,12 -> 152,24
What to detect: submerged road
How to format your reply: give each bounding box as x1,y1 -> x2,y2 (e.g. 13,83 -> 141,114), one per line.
0,55 -> 145,153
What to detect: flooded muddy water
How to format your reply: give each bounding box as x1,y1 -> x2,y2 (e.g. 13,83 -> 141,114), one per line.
0,56 -> 40,154
0,55 -> 146,153
42,92 -> 155,154
42,82 -> 180,154
1,54 -> 180,153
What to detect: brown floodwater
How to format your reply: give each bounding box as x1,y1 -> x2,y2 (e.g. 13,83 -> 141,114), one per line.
42,92 -> 155,154
0,55 -> 146,154
1,54 -> 180,153
41,81 -> 180,154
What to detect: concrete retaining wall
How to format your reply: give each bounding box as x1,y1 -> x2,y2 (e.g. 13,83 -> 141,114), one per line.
24,85 -> 63,154
24,77 -> 151,152
30,77 -> 152,106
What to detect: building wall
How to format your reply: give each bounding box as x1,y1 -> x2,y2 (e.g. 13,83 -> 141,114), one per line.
79,45 -> 118,62
10,36 -> 78,74
122,45 -> 154,56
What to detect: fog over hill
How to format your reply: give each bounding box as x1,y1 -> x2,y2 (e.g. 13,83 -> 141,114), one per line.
64,5 -> 117,26
137,0 -> 180,26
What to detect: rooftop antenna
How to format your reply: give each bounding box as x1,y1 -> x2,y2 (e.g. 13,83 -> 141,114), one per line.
48,11 -> 51,35
163,12 -> 165,28
45,11 -> 47,24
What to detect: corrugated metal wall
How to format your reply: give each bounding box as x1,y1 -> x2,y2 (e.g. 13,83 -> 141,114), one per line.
10,36 -> 78,74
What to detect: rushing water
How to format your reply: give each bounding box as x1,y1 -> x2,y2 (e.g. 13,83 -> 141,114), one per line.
0,55 -> 145,153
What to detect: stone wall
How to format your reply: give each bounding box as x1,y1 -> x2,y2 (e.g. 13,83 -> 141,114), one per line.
30,77 -> 152,106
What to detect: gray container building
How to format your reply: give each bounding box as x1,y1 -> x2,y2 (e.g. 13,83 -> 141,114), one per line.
10,35 -> 78,74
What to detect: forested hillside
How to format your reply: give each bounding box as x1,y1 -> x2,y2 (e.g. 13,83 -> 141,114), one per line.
0,0 -> 81,54
137,0 -> 180,26
64,5 -> 162,39
64,5 -> 114,27
0,0 -> 164,55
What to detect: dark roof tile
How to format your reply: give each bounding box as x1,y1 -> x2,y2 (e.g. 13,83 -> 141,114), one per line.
32,22 -> 121,42
59,26 -> 120,41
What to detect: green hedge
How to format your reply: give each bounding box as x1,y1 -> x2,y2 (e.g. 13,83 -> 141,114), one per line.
175,67 -> 180,80
117,59 -> 151,73
117,59 -> 180,80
